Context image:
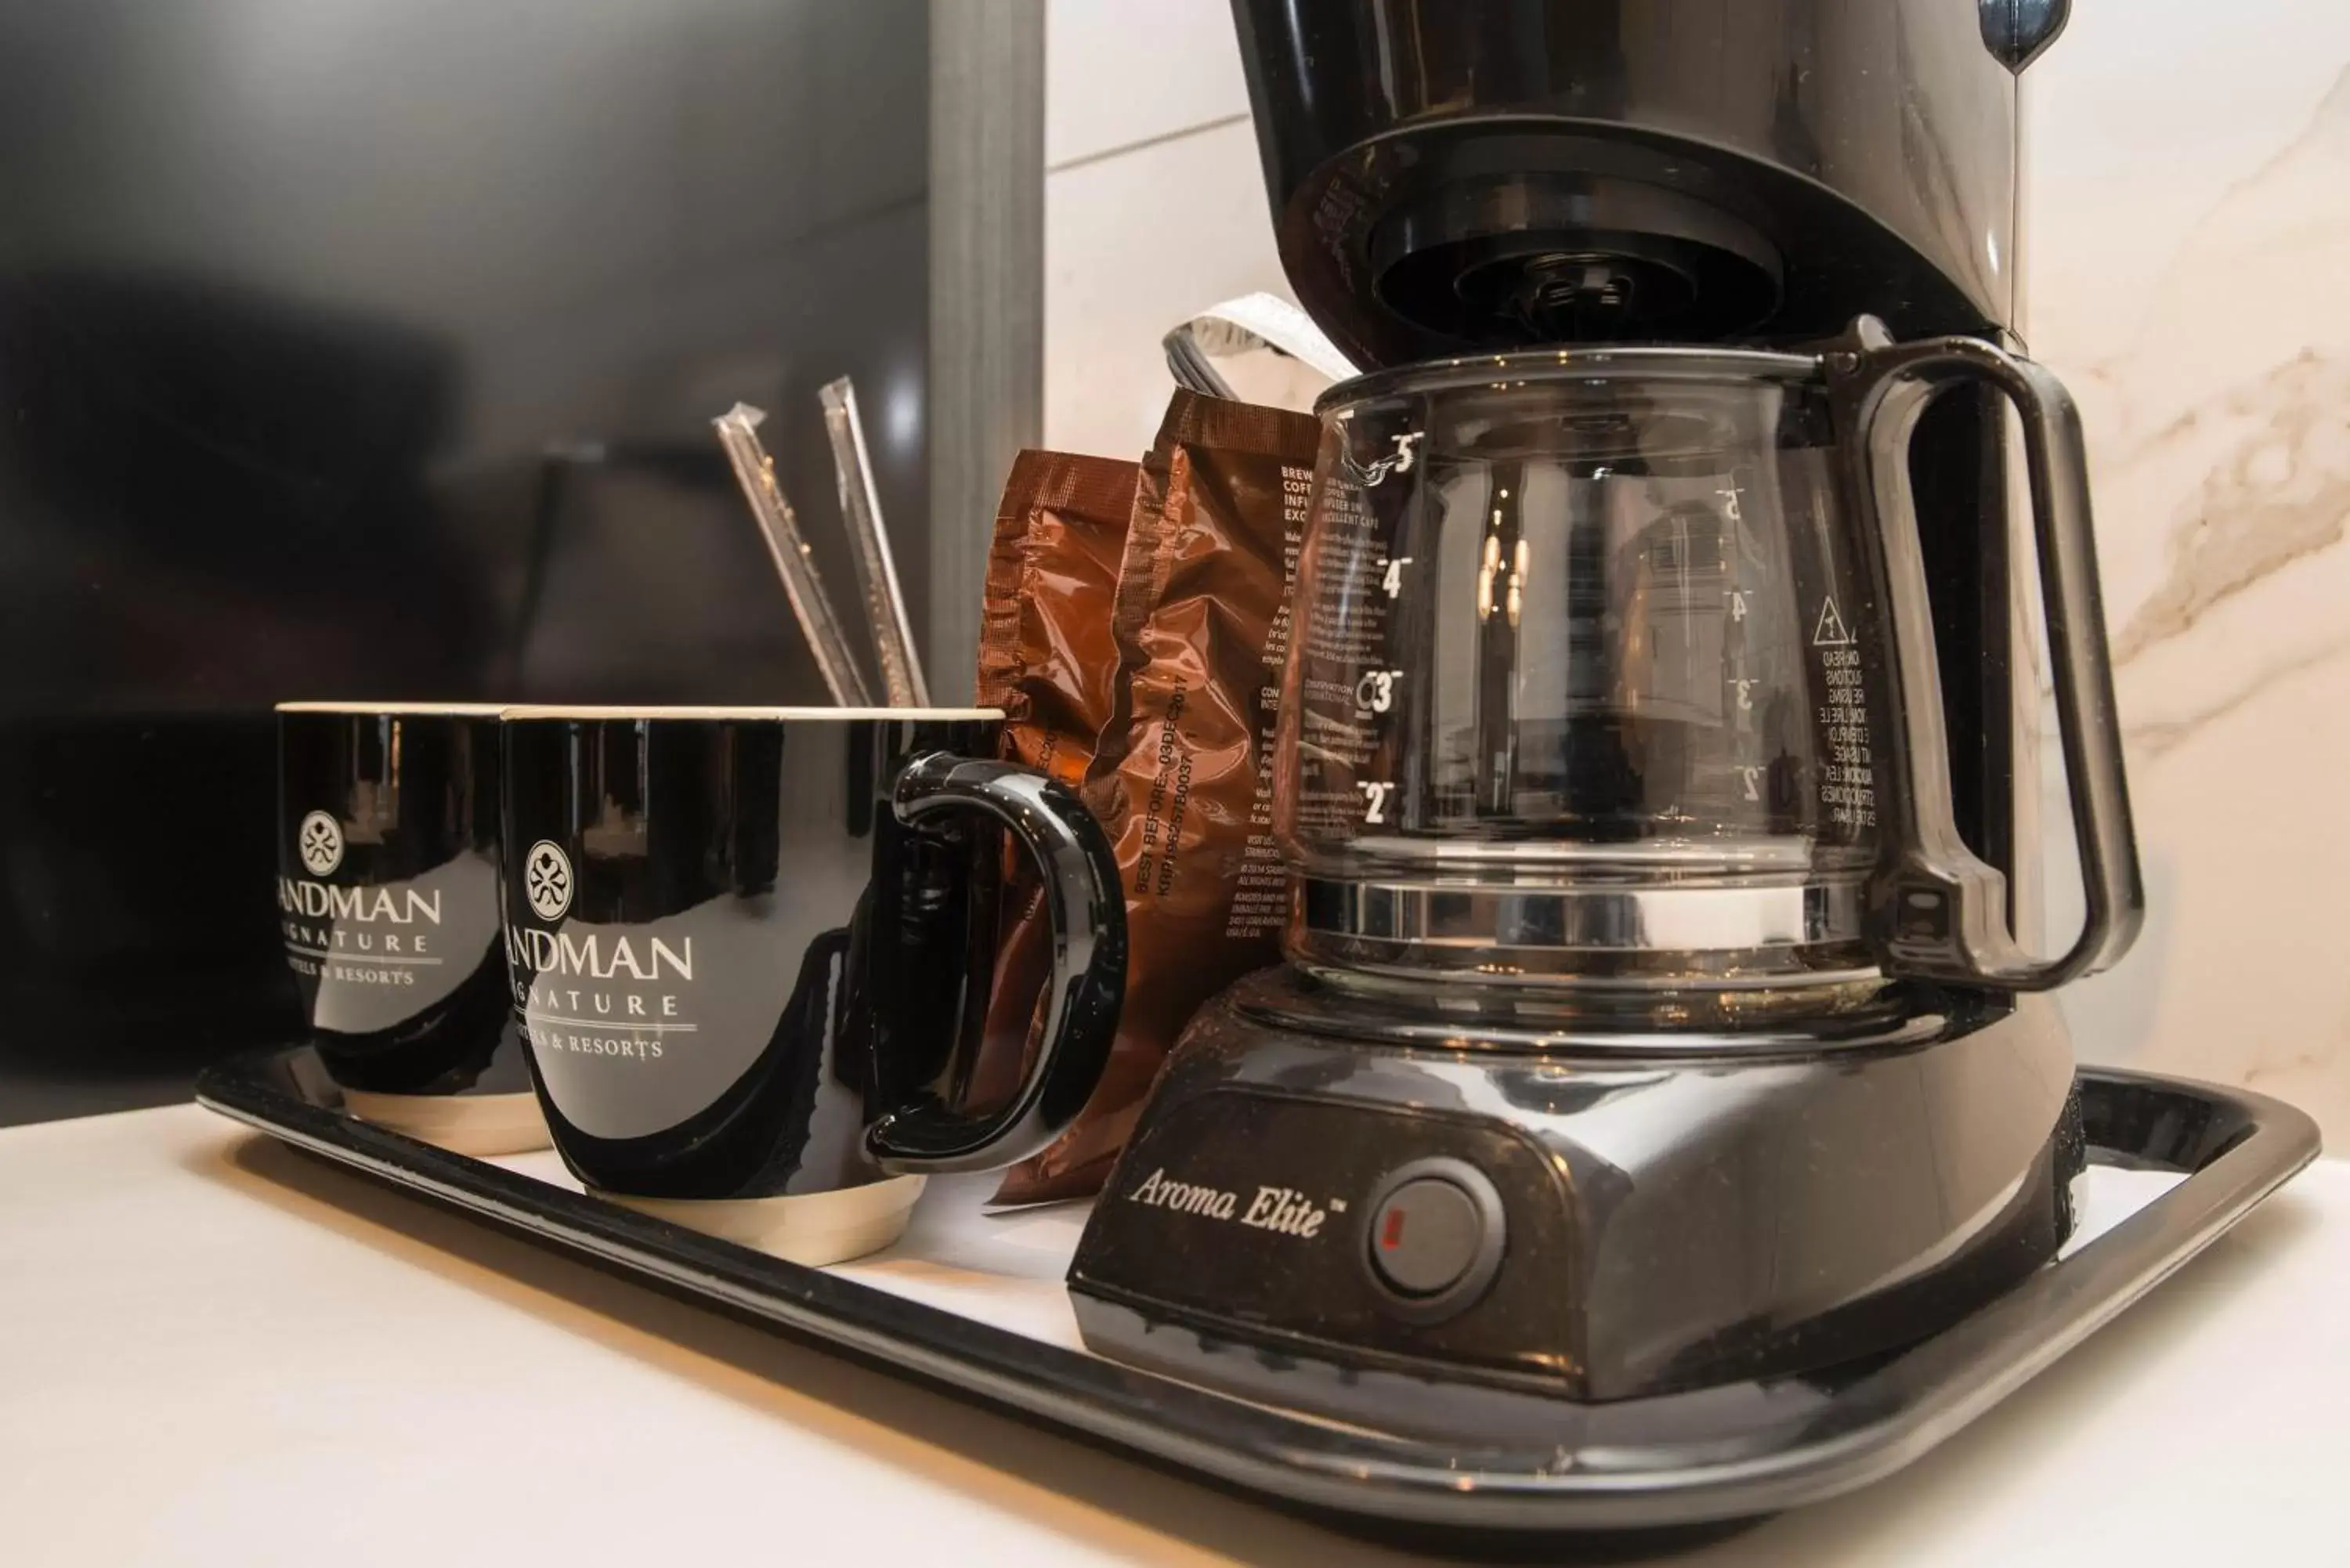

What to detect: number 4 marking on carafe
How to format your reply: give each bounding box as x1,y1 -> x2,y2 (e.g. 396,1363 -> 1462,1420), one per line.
1383,556 -> 1413,598
1358,780 -> 1395,825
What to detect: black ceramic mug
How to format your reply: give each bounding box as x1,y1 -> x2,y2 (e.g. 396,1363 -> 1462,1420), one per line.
497,706 -> 1125,1263
276,702 -> 548,1154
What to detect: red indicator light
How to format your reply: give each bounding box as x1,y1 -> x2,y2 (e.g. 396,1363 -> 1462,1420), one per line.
1382,1209 -> 1406,1249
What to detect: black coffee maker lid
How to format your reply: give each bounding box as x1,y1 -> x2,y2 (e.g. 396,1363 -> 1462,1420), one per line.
1229,0 -> 2054,367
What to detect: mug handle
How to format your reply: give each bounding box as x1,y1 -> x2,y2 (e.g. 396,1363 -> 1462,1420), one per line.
864,753 -> 1126,1173
1831,315 -> 2145,990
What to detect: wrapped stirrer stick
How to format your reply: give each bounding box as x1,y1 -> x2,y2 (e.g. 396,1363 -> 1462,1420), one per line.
819,376 -> 930,706
712,402 -> 875,706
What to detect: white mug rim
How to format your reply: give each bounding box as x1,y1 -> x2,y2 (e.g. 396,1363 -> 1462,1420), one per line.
275,701 -> 508,715
495,704 -> 1004,721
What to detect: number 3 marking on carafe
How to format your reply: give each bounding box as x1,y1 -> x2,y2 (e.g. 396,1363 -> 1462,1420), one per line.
1355,669 -> 1400,714
1358,780 -> 1394,825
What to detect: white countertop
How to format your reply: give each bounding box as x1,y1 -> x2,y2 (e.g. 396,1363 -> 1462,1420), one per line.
2,1104 -> 2344,1566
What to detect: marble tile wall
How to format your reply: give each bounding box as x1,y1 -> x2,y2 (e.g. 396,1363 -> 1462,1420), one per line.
1040,1 -> 2350,1140
1043,0 -> 1274,462
2025,2 -> 2350,1139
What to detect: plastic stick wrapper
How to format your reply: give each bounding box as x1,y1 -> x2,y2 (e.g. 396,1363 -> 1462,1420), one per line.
819,377 -> 930,706
712,402 -> 875,706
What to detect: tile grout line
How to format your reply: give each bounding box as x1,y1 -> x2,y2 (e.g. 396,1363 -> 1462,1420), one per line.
1047,110 -> 1253,175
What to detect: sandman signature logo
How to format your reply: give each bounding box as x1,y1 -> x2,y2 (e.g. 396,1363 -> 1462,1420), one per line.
525,840 -> 574,921
298,811 -> 344,876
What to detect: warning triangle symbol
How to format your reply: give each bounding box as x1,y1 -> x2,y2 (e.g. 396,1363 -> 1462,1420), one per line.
1812,597 -> 1855,647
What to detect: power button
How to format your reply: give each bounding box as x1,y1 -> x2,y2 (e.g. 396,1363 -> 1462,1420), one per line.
1361,1157 -> 1506,1323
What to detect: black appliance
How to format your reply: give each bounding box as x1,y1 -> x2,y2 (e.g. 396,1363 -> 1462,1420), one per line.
1069,0 -> 2154,1422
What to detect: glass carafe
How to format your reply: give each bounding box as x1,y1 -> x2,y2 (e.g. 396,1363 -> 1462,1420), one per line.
1276,317 -> 2142,1006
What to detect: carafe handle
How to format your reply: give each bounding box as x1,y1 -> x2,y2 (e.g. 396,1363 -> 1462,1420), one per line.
1833,317 -> 2144,991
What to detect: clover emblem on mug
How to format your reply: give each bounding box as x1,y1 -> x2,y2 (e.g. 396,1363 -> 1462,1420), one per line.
525,840 -> 574,922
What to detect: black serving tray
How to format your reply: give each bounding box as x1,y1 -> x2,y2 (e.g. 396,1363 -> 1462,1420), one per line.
197,1048 -> 2317,1541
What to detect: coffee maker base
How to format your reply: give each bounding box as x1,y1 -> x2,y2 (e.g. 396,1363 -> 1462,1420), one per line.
1069,969 -> 2087,1414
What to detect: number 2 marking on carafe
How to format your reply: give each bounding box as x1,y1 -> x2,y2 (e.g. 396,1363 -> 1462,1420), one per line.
1741,766 -> 1762,802
1358,780 -> 1394,824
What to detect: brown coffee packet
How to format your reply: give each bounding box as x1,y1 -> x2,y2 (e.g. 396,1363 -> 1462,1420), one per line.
967,450 -> 1141,1116
977,450 -> 1140,788
991,391 -> 1318,1205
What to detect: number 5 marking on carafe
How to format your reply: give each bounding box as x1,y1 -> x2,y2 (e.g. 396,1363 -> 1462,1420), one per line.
1358,780 -> 1394,825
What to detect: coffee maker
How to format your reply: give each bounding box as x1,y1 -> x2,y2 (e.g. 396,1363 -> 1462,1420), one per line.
1067,0 -> 2146,1426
